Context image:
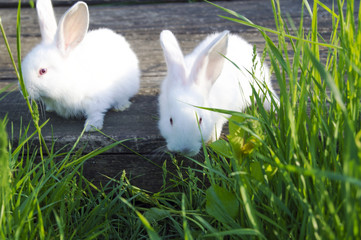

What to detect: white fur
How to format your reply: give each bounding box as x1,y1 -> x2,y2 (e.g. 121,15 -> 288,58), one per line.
158,30 -> 278,156
22,0 -> 140,131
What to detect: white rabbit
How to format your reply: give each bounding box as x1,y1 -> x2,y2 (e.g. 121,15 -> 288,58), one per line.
158,30 -> 278,156
21,0 -> 140,131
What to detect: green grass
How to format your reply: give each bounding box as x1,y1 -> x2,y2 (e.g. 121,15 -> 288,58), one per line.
1,0 -> 361,239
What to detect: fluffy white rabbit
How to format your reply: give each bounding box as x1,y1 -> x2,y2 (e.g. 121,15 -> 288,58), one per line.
158,30 -> 278,156
21,0 -> 140,131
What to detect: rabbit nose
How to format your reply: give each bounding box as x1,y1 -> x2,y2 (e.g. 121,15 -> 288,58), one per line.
167,142 -> 200,157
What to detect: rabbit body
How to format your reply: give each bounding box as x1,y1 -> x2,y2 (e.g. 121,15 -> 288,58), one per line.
158,30 -> 277,156
22,0 -> 140,131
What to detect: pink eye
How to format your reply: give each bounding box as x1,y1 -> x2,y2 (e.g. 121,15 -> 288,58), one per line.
39,68 -> 47,76
170,118 -> 173,126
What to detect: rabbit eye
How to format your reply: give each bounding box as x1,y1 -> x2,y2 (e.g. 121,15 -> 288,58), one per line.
39,68 -> 47,76
170,118 -> 173,126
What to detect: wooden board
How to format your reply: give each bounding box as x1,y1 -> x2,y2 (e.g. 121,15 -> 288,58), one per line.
0,0 -> 243,8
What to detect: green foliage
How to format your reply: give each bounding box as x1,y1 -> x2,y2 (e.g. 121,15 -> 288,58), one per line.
0,120 -> 11,239
199,0 -> 361,238
0,121 -> 134,239
0,120 -> 9,190
206,185 -> 239,224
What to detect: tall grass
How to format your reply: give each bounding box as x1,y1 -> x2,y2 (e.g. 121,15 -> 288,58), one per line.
197,0 -> 361,238
141,0 -> 361,238
1,0 -> 360,239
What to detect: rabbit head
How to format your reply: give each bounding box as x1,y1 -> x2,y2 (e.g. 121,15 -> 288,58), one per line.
158,30 -> 229,156
22,0 -> 89,102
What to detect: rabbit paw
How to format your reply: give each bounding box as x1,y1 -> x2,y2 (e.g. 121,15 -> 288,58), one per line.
113,100 -> 131,112
84,115 -> 104,132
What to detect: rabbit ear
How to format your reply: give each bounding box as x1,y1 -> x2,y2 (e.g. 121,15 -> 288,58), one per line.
56,1 -> 89,56
190,30 -> 229,93
36,0 -> 57,44
160,30 -> 187,85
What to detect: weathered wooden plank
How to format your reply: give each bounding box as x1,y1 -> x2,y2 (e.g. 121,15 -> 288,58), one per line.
82,153 -> 203,191
0,0 -> 242,8
0,0 -> 336,191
